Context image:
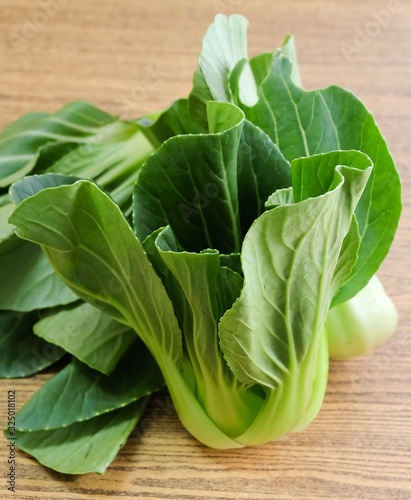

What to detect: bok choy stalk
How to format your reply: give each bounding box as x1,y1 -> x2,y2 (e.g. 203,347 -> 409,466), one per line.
326,276 -> 398,358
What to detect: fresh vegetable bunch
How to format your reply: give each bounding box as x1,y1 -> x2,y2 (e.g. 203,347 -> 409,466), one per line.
1,15 -> 401,474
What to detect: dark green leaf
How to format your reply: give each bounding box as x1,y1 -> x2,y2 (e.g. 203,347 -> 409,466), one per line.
137,99 -> 205,146
9,173 -> 81,205
0,311 -> 64,378
0,239 -> 77,311
11,400 -> 146,475
133,101 -> 244,253
237,119 -> 291,232
16,340 -> 163,431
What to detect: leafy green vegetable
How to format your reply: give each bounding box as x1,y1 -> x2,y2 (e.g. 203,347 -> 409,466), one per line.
9,178 -> 240,449
0,238 -> 77,311
12,400 -> 146,474
134,102 -> 290,252
134,102 -> 245,252
1,101 -> 154,245
0,199 -> 15,244
0,101 -> 113,188
9,179 -> 184,366
6,340 -> 163,474
0,103 -> 156,373
154,226 -> 257,437
9,145 -> 372,450
15,340 -> 163,431
0,311 -> 65,378
34,303 -> 135,374
1,13 -> 401,475
193,14 -> 401,304
220,152 -> 372,444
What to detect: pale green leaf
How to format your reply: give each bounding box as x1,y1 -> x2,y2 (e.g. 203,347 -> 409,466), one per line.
265,187 -> 294,209
9,179 -> 183,368
240,52 -> 401,299
34,303 -> 135,374
280,35 -> 301,87
0,201 -> 14,244
155,227 -> 235,376
219,157 -> 371,388
155,227 -> 258,437
0,101 -> 114,188
189,13 -> 257,122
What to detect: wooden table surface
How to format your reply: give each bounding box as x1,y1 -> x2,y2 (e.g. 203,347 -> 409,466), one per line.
0,1 -> 410,498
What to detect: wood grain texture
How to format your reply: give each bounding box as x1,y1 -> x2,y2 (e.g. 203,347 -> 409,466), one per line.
0,0 -> 410,498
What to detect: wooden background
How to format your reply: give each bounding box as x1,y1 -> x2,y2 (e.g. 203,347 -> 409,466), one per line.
0,0 -> 410,498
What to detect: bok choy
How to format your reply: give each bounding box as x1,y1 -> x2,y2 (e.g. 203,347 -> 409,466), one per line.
1,14 -> 401,474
